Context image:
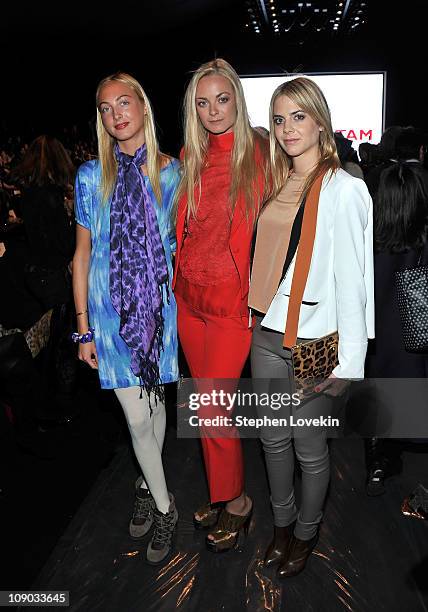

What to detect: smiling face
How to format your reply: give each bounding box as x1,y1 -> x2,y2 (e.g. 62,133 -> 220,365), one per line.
273,94 -> 322,169
195,74 -> 237,135
97,81 -> 146,154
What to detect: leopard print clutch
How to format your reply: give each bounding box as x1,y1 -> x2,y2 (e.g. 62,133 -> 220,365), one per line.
290,331 -> 339,400
24,309 -> 53,358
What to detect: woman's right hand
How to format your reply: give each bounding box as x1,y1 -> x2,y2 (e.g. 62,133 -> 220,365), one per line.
78,341 -> 98,369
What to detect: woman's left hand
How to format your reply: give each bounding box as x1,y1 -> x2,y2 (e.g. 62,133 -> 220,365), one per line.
315,373 -> 350,397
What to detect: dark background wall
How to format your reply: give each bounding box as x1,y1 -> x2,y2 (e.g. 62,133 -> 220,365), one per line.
1,0 -> 426,155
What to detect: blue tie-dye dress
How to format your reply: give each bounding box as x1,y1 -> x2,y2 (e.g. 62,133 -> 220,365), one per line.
74,158 -> 179,389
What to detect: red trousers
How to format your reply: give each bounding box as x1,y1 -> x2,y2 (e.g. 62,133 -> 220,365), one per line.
176,291 -> 251,502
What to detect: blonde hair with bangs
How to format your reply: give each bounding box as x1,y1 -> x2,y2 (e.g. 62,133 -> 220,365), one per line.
96,72 -> 163,204
177,58 -> 268,221
269,77 -> 340,200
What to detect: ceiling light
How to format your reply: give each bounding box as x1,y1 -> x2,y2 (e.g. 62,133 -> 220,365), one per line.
355,16 -> 360,20
314,8 -> 319,12
273,19 -> 278,23
322,8 -> 328,13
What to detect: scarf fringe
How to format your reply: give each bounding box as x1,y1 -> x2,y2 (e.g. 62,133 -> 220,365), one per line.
135,281 -> 167,418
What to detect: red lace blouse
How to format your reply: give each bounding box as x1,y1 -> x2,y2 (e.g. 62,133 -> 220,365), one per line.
178,131 -> 238,286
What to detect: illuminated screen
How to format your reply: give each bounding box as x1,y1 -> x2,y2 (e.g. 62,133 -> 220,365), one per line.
240,72 -> 386,150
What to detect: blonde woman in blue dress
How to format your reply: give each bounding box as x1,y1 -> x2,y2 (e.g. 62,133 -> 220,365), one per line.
72,72 -> 179,565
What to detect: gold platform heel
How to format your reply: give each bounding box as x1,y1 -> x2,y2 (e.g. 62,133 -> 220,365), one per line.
206,503 -> 253,553
193,501 -> 223,530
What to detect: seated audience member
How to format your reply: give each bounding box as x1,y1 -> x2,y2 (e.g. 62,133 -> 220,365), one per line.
395,127 -> 426,163
365,160 -> 428,496
12,135 -> 75,310
1,136 -> 78,436
394,127 -> 428,194
364,125 -> 404,197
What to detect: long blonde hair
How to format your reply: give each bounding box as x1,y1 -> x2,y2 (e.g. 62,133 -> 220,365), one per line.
96,72 -> 163,204
269,77 -> 340,200
177,58 -> 268,221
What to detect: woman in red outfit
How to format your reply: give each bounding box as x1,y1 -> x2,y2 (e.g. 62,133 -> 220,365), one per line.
173,58 -> 268,552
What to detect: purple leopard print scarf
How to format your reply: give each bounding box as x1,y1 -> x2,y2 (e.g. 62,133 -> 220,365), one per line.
110,142 -> 168,395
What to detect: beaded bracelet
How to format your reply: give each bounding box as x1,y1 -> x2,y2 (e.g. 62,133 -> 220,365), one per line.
71,327 -> 95,344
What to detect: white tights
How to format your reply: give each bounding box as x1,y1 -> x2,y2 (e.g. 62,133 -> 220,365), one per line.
114,386 -> 170,514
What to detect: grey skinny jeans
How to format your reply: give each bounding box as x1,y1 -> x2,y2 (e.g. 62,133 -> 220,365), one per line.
251,315 -> 331,540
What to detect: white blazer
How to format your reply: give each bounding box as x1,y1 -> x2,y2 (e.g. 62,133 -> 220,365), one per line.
260,168 -> 375,379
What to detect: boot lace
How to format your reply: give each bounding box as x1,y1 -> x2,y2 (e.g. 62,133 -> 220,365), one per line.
133,492 -> 154,521
152,511 -> 175,547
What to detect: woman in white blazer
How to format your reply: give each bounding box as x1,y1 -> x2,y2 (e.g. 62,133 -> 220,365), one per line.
249,77 -> 374,578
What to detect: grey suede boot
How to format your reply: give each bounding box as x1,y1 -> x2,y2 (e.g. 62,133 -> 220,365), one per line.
146,494 -> 178,565
129,476 -> 155,539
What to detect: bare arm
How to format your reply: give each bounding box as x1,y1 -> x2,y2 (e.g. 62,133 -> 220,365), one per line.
72,224 -> 98,369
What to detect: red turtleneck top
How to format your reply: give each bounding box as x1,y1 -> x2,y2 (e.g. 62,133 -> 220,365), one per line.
178,131 -> 239,286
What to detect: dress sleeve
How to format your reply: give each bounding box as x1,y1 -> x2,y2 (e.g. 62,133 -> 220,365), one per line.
74,163 -> 92,230
332,177 -> 373,379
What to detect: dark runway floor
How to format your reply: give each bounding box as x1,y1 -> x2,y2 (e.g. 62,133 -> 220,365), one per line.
32,423 -> 428,611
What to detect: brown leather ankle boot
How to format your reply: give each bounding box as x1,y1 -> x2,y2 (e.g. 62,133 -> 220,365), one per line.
277,534 -> 317,578
264,524 -> 294,568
